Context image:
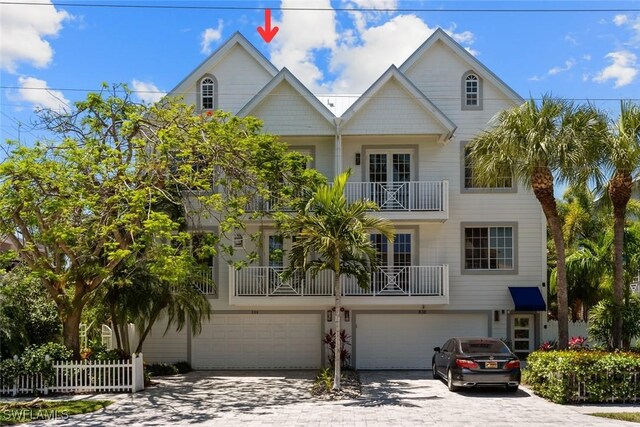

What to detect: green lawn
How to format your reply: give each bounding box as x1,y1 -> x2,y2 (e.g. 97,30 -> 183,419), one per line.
590,412 -> 640,423
0,399 -> 113,425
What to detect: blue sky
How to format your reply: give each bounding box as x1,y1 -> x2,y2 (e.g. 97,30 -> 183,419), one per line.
1,0 -> 640,146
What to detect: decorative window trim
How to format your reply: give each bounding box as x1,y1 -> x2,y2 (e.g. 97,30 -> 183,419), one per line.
197,74 -> 218,112
460,141 -> 516,193
461,222 -> 518,275
461,70 -> 483,111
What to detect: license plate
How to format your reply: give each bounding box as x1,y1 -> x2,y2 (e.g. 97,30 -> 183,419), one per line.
485,361 -> 498,369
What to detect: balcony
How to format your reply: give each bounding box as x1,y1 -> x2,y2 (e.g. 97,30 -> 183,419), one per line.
229,265 -> 449,306
245,180 -> 449,222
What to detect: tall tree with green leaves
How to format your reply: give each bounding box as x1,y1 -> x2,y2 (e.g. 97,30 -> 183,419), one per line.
468,96 -> 605,349
600,101 -> 640,348
0,85 -> 312,357
281,170 -> 394,389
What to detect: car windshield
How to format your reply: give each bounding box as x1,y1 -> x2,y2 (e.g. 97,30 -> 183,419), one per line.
460,340 -> 510,354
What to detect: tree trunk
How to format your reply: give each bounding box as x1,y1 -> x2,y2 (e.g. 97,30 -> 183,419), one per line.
135,309 -> 163,354
121,321 -> 131,355
62,306 -> 84,359
609,171 -> 632,349
531,167 -> 569,349
110,303 -> 123,351
333,271 -> 342,390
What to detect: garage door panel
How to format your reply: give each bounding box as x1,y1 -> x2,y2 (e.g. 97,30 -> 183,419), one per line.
192,313 -> 321,369
356,313 -> 488,369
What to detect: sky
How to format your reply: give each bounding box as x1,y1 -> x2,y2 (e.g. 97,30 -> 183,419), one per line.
1,0 -> 640,146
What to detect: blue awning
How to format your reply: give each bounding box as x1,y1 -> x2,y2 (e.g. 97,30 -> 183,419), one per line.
508,287 -> 546,311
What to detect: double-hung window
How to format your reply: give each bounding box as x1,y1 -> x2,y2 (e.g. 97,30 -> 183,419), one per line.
200,77 -> 216,110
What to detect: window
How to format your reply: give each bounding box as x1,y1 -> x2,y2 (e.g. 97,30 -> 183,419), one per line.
463,144 -> 513,190
461,71 -> 482,110
200,76 -> 217,111
463,224 -> 516,273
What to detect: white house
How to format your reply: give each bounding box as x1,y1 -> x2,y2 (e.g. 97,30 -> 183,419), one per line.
142,29 -> 548,370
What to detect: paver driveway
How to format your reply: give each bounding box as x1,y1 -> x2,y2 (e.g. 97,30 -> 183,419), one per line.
26,370 -> 638,426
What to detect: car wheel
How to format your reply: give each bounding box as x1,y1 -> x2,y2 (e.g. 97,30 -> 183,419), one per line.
447,369 -> 458,392
432,362 -> 439,379
506,385 -> 519,393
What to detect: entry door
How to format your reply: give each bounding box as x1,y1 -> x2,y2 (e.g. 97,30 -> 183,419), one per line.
511,314 -> 534,358
368,153 -> 412,209
370,232 -> 412,295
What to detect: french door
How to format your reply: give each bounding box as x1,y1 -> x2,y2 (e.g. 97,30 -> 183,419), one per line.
368,152 -> 412,210
369,232 -> 413,294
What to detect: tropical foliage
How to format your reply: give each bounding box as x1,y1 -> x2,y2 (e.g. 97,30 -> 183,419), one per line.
281,170 -> 394,389
0,85 -> 314,357
469,96 -> 605,348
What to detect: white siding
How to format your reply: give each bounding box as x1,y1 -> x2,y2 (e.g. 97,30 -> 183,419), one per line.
178,45 -> 274,114
251,81 -> 335,135
341,79 -> 449,135
403,39 -> 517,134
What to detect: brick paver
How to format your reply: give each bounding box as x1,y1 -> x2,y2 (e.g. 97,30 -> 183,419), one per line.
18,370 -> 640,426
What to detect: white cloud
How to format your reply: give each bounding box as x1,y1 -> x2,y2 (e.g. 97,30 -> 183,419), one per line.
548,59 -> 576,75
270,0 -> 337,91
200,20 -> 224,55
269,1 -> 476,94
583,54 -> 592,61
348,0 -> 397,9
131,80 -> 165,104
613,14 -> 629,26
0,0 -> 70,73
330,15 -> 435,92
564,34 -> 578,46
17,76 -> 70,111
593,51 -> 638,88
528,75 -> 542,82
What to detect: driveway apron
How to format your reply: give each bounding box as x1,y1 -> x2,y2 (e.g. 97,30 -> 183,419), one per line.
22,370 -> 637,426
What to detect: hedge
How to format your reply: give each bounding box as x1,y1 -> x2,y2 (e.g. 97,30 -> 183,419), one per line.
523,350 -> 640,404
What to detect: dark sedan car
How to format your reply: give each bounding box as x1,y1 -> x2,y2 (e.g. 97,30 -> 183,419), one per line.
432,337 -> 521,392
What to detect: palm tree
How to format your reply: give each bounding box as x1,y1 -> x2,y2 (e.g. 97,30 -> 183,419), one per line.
283,170 -> 394,389
468,96 -> 605,348
601,101 -> 640,348
99,261 -> 211,354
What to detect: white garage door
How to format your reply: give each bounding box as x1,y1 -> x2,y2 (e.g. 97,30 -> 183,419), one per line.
356,313 -> 489,369
192,313 -> 321,369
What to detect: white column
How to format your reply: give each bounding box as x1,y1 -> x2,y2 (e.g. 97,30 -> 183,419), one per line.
334,118 -> 342,177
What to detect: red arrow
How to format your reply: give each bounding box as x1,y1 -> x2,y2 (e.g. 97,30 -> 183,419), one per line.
257,9 -> 279,43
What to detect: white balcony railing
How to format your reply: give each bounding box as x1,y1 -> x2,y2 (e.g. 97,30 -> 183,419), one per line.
194,266 -> 217,295
245,181 -> 448,213
232,265 -> 448,297
344,181 -> 448,212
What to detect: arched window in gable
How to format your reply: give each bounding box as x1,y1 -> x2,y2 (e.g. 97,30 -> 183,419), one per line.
200,76 -> 217,111
462,71 -> 482,110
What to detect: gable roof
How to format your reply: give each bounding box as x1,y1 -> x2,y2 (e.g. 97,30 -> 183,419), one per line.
168,32 -> 278,96
340,65 -> 457,141
399,28 -> 523,104
237,68 -> 336,125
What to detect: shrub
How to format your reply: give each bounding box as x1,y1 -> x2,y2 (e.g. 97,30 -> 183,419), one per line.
0,342 -> 73,389
81,344 -> 129,361
568,336 -> 588,350
322,329 -> 351,367
145,361 -> 191,377
523,350 -> 640,403
589,295 -> 640,349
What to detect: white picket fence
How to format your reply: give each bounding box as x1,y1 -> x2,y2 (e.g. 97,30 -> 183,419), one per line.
0,353 -> 144,396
